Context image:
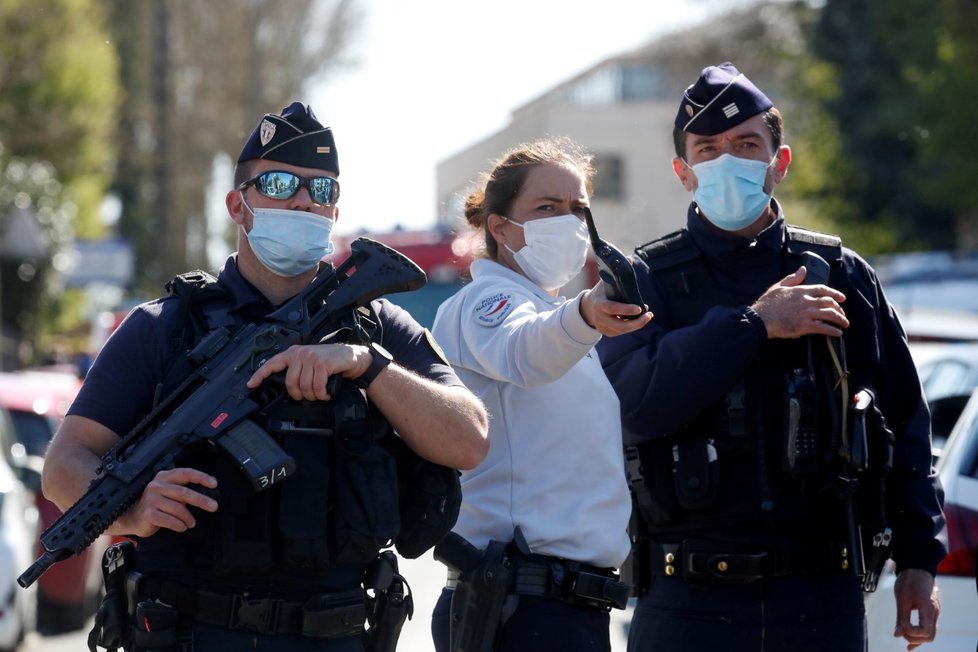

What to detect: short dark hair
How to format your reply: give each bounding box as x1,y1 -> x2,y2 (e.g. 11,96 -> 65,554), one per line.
233,160 -> 255,188
673,107 -> 784,159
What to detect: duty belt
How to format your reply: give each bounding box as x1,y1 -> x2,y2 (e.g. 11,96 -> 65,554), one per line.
514,555 -> 630,611
448,555 -> 630,611
646,540 -> 849,585
128,574 -> 367,638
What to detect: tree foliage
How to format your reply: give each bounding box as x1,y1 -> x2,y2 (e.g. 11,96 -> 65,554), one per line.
0,0 -> 120,366
104,0 -> 362,293
793,0 -> 975,253
912,0 -> 978,248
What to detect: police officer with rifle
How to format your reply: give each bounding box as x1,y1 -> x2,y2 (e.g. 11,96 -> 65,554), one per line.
597,63 -> 946,652
40,102 -> 489,652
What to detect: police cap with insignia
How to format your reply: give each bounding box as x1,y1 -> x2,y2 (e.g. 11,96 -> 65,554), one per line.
675,62 -> 773,136
237,101 -> 339,175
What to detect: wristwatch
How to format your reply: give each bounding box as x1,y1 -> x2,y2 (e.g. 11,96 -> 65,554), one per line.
354,342 -> 393,389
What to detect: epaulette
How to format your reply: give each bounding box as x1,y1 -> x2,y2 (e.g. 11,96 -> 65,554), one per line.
635,229 -> 699,271
785,225 -> 842,262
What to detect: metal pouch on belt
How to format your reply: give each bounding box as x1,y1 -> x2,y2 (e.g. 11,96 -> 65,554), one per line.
672,439 -> 718,510
130,601 -> 180,650
434,533 -> 513,652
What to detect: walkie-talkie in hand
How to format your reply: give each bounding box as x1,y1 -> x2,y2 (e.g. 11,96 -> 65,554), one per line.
583,207 -> 645,316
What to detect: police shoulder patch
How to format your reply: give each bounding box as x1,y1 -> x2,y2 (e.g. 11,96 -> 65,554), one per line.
473,292 -> 514,327
424,329 -> 451,366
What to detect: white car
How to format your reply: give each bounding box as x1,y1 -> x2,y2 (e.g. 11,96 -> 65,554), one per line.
0,406 -> 38,652
909,342 -> 978,457
865,386 -> 978,651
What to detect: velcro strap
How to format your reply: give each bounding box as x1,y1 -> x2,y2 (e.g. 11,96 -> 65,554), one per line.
574,571 -> 630,610
511,557 -> 629,610
301,592 -> 369,639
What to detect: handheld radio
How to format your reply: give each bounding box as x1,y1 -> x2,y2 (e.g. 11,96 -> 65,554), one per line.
583,207 -> 644,315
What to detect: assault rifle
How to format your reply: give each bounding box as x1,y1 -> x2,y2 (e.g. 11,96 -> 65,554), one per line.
18,238 -> 425,589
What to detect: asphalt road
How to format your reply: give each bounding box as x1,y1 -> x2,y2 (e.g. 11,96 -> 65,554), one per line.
19,552 -> 633,651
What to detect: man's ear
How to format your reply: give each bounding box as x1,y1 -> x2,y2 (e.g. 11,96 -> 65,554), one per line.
226,190 -> 246,226
673,157 -> 696,192
773,145 -> 792,183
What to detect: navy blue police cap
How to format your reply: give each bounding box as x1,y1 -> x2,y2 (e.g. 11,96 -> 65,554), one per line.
675,62 -> 773,135
237,101 -> 339,175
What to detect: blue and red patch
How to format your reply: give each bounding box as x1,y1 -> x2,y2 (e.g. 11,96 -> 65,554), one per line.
473,292 -> 514,327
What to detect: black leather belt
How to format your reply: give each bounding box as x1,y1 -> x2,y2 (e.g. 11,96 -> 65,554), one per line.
511,555 -> 630,611
647,540 -> 847,585
130,574 -> 367,638
195,589 -> 367,638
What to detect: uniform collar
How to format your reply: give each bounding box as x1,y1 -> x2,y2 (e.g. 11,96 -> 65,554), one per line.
216,253 -> 275,318
471,258 -> 565,304
686,199 -> 787,271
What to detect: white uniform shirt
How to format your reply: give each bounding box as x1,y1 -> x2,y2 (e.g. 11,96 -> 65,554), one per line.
432,258 -> 632,568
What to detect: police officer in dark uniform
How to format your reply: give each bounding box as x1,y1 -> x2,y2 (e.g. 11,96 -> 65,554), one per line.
42,102 -> 489,651
597,63 -> 946,651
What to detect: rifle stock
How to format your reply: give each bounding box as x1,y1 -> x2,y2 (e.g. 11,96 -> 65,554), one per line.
18,238 -> 425,589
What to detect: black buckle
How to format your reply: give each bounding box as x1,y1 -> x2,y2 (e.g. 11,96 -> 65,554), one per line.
685,551 -> 768,584
229,596 -> 282,635
573,571 -> 630,610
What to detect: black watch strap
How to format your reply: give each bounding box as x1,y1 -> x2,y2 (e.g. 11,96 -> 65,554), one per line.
354,342 -> 393,389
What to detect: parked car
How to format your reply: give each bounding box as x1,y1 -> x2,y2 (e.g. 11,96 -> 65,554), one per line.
909,342 -> 978,456
0,370 -> 107,634
0,404 -> 38,651
864,385 -> 978,651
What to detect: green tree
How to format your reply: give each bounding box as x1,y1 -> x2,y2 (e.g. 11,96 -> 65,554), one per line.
801,0 -> 958,252
913,0 -> 978,248
105,0 -> 362,294
0,0 -> 121,366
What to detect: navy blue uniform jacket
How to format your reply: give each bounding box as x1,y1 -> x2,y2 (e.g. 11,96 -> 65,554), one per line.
596,203 -> 946,575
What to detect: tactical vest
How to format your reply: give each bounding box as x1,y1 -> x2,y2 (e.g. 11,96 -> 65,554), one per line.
630,226 -> 855,538
143,269 -> 460,577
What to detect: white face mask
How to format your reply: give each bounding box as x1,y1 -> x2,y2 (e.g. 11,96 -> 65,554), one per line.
241,193 -> 335,277
502,213 -> 589,291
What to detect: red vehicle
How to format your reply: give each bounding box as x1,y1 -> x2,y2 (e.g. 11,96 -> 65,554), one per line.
0,370 -> 108,633
329,227 -> 475,328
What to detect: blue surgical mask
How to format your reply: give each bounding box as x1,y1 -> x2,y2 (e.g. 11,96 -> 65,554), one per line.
689,153 -> 777,231
241,193 -> 335,277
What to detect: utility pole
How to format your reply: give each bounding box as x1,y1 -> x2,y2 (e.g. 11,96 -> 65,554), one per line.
153,0 -> 170,290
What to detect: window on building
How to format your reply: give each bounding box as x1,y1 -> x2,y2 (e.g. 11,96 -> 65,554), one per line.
592,155 -> 625,200
561,62 -> 666,106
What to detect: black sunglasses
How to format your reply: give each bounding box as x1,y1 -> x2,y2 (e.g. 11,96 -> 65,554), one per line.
238,170 -> 340,205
